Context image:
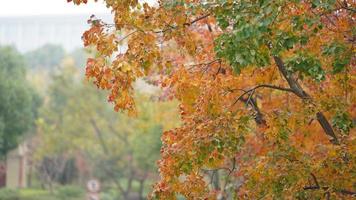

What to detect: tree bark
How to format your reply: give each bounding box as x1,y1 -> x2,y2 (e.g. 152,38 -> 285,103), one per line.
212,170 -> 221,191
273,56 -> 339,144
240,97 -> 266,126
138,179 -> 145,200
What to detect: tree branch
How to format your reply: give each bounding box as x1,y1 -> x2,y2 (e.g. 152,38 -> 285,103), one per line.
108,123 -> 129,145
90,118 -> 109,154
240,97 -> 266,125
273,56 -> 339,144
232,84 -> 294,106
117,30 -> 140,44
273,56 -> 310,99
222,157 -> 236,193
304,185 -> 356,197
187,59 -> 221,70
230,84 -> 292,126
338,189 -> 356,196
310,173 -> 319,188
154,13 -> 211,33
184,13 -> 211,26
302,163 -> 355,198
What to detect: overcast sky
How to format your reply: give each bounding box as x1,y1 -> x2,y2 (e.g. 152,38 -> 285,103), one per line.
0,0 -> 110,16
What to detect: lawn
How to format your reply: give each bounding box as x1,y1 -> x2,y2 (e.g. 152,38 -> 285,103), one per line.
0,186 -> 85,200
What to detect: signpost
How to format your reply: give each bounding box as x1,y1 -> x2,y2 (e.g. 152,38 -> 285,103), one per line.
86,179 -> 100,200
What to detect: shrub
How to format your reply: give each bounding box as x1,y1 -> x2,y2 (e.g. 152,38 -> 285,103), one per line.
0,188 -> 20,200
56,185 -> 84,200
19,189 -> 57,200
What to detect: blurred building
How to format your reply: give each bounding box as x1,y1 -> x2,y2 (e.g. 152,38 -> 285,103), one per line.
0,14 -> 111,52
6,141 -> 29,188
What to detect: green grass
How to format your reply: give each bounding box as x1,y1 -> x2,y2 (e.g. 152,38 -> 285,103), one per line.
19,189 -> 57,200
0,187 -> 85,200
19,189 -> 50,196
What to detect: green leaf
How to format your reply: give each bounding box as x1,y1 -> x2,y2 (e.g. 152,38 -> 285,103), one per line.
332,112 -> 354,135
286,54 -> 325,81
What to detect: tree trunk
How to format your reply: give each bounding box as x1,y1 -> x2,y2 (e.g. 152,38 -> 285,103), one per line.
212,170 -> 220,191
28,163 -> 32,187
138,179 -> 145,200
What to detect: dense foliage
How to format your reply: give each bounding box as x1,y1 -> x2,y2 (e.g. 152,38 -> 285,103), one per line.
0,46 -> 41,157
69,0 -> 355,199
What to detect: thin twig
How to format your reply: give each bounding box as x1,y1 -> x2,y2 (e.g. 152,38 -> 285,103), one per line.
232,84 -> 294,106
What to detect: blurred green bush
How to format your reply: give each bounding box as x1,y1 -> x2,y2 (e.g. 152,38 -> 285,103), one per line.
0,187 -> 85,200
0,188 -> 20,200
56,185 -> 84,200
19,189 -> 57,200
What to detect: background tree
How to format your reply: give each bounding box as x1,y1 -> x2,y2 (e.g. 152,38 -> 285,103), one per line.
36,62 -> 179,199
0,46 -> 41,157
25,44 -> 65,70
69,0 -> 355,199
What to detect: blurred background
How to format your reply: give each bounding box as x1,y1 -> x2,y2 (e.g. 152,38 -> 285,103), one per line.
0,1 -> 179,199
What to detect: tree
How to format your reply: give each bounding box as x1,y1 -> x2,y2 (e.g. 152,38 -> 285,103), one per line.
25,44 -> 65,70
36,62 -> 179,199
69,48 -> 90,70
68,0 -> 355,199
0,46 -> 41,157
